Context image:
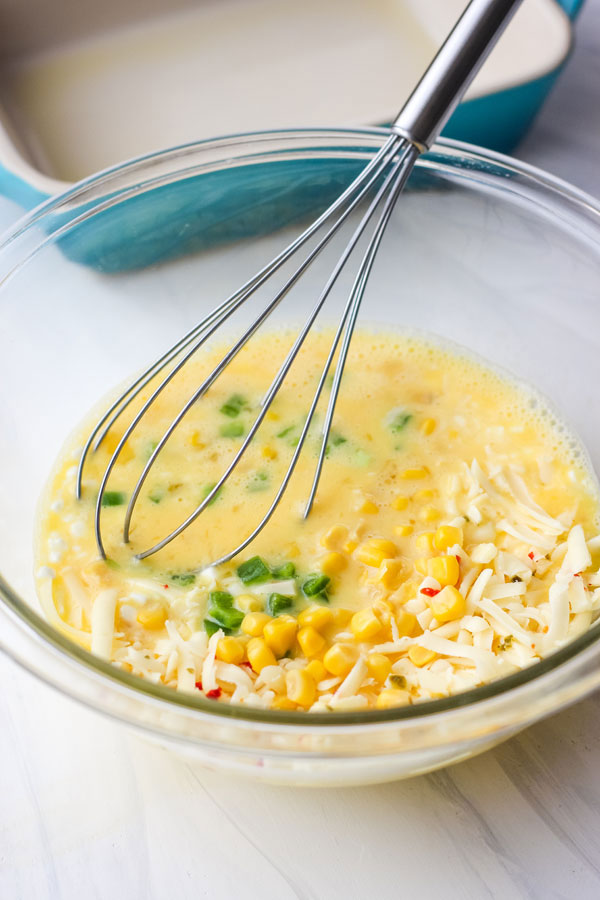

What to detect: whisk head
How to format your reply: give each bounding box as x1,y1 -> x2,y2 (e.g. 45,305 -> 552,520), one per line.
77,133 -> 419,568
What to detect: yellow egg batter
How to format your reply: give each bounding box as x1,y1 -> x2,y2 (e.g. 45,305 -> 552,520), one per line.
35,329 -> 600,711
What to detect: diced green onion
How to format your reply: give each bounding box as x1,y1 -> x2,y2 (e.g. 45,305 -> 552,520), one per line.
220,394 -> 247,417
248,471 -> 269,492
237,556 -> 270,584
276,425 -> 294,439
330,431 -> 347,446
104,558 -> 120,570
204,618 -> 230,637
201,483 -> 222,505
389,411 -> 412,433
302,574 -> 330,597
351,448 -> 372,468
208,605 -> 244,630
171,573 -> 196,587
148,489 -> 164,504
271,561 -> 296,578
101,491 -> 126,507
143,440 -> 158,460
220,421 -> 245,438
267,593 -> 293,616
209,590 -> 233,608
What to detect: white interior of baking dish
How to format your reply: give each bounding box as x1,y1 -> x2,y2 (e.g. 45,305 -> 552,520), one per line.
0,0 -> 571,190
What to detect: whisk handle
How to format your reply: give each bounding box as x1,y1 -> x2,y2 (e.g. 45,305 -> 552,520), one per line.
392,0 -> 524,151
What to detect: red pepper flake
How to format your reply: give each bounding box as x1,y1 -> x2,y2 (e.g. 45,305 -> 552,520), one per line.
241,661 -> 253,669
163,584 -> 169,589
455,554 -> 461,564
421,587 -> 440,597
206,688 -> 222,700
528,551 -> 535,561
195,681 -> 203,690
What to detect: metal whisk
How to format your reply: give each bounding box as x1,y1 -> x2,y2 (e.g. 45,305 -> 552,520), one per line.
78,0 -> 523,567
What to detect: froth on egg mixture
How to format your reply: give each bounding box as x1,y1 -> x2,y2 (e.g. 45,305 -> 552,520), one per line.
35,330 -> 600,711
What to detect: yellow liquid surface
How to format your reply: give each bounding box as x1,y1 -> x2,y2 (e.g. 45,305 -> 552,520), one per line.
35,330 -> 600,711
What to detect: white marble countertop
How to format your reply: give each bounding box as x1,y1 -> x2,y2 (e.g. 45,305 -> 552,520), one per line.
2,3 -> 600,898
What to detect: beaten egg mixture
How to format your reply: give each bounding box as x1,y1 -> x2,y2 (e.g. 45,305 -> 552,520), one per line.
35,331 -> 600,711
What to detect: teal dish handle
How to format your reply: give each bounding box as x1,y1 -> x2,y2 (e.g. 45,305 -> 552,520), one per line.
558,0 -> 585,16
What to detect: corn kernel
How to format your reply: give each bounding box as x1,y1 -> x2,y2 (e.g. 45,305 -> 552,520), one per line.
376,688 -> 410,709
359,499 -> 379,514
320,524 -> 349,550
415,532 -> 436,553
265,410 -> 280,421
297,625 -> 326,657
378,558 -> 405,590
392,494 -> 409,511
343,539 -> 358,554
393,580 -> 418,605
399,467 -> 428,480
216,636 -> 245,665
263,615 -> 298,657
261,445 -> 277,460
419,505 -> 440,522
136,603 -> 166,630
306,659 -> 327,683
394,524 -> 413,538
351,607 -> 383,641
429,585 -> 466,623
188,430 -> 206,449
241,611 -> 271,637
320,551 -> 347,576
285,669 -> 316,708
272,696 -> 297,710
427,555 -> 460,587
331,607 -> 353,628
414,557 -> 429,575
104,431 -> 134,463
285,542 -> 300,559
355,538 -> 398,568
420,418 -> 436,435
246,637 -> 277,672
367,653 -> 392,682
298,605 -> 333,631
236,593 -> 264,613
415,488 -> 435,501
323,643 -> 359,677
408,645 -> 437,667
395,609 -> 417,637
434,525 -> 463,551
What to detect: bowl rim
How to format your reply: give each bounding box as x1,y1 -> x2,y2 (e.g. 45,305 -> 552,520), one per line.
2,125 -> 600,730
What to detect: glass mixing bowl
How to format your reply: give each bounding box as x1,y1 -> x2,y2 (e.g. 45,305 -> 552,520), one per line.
1,128 -> 600,787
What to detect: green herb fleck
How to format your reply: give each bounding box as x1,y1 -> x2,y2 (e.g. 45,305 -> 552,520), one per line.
220,393 -> 248,417
204,618 -> 230,637
267,593 -> 294,616
248,471 -> 269,492
302,574 -> 330,598
389,675 -> 407,689
271,561 -> 296,579
209,590 -> 234,609
143,440 -> 158,460
220,421 -> 244,438
237,556 -> 271,584
389,410 -> 412,433
104,558 -> 120,571
171,573 -> 196,587
498,635 -> 513,651
207,605 -> 244,630
201,483 -> 223,506
101,491 -> 126,507
148,489 -> 164,504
